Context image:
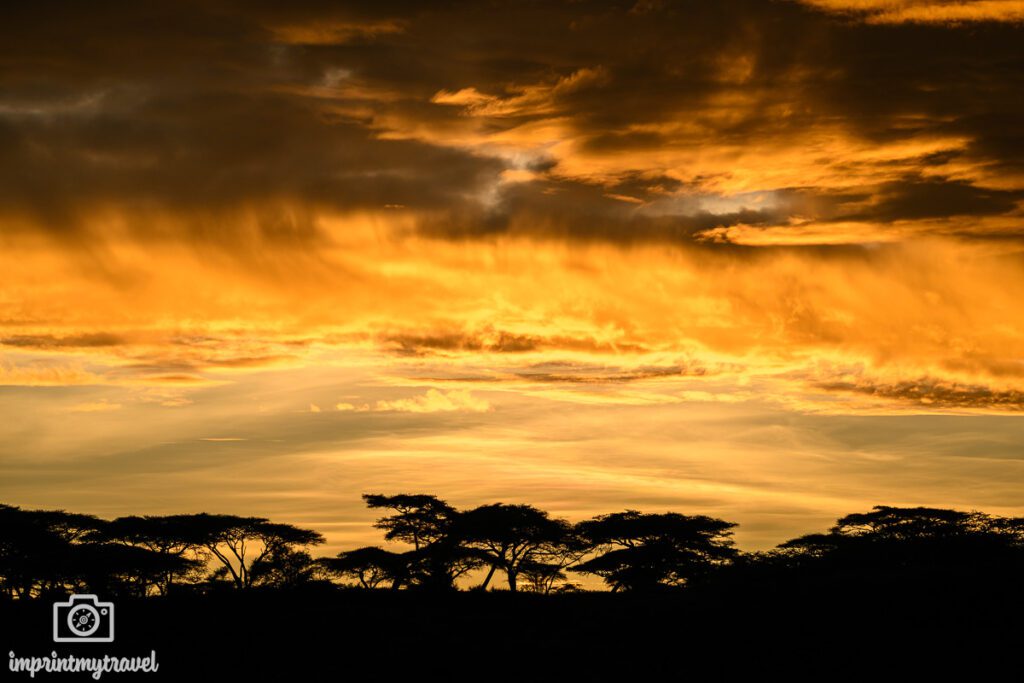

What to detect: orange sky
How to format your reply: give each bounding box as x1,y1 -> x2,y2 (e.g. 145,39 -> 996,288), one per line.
2,0 -> 1023,553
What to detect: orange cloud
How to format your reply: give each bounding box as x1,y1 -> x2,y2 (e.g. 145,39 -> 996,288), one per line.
338,389 -> 491,414
799,0 -> 1024,24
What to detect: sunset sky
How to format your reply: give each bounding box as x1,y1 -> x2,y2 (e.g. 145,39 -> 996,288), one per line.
2,0 -> 1024,554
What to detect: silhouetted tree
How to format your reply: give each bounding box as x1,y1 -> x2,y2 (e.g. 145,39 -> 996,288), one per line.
26,508 -> 104,543
70,543 -> 199,597
776,505 -> 1022,576
361,493 -> 479,590
833,506 -> 993,539
167,514 -> 324,589
363,494 -> 457,550
321,547 -> 410,589
404,541 -> 483,591
0,505 -> 114,597
458,503 -> 571,591
0,505 -> 198,598
0,505 -> 75,597
526,524 -> 593,594
573,511 -> 737,591
518,559 -> 569,593
249,548 -> 321,588
992,516 -> 1024,545
95,515 -> 210,593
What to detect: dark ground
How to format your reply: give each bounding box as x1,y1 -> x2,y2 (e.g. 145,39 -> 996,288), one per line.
3,579 -> 1022,680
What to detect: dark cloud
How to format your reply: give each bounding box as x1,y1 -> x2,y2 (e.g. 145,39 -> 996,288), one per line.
1,0 -> 1022,246
381,332 -> 541,355
0,333 -> 125,349
512,362 -> 709,383
402,360 -> 716,384
844,176 -> 1024,222
417,176 -> 790,244
819,378 -> 1024,410
378,329 -> 649,356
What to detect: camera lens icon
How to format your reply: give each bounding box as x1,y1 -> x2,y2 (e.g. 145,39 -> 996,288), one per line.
67,603 -> 104,636
53,594 -> 115,643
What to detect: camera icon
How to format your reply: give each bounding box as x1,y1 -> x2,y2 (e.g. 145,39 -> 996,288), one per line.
53,594 -> 115,643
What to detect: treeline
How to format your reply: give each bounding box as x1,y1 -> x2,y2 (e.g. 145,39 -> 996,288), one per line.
3,496 -> 1024,599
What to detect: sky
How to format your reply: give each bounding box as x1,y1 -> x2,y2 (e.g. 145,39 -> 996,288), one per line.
2,0 -> 1024,554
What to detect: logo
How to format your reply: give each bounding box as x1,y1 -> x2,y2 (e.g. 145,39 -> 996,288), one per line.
8,596 -> 158,679
52,595 -> 115,643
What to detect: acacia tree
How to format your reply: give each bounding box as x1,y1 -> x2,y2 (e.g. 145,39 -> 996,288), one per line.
25,508 -> 104,544
573,511 -> 737,592
70,543 -> 199,597
0,505 -> 79,597
363,494 -> 457,550
458,503 -> 571,592
361,493 -> 480,590
97,515 -> 210,593
249,548 -> 322,588
521,525 -> 592,594
320,547 -> 410,589
170,514 -> 324,589
0,505 -> 196,598
832,506 -> 993,539
777,505 -> 1020,573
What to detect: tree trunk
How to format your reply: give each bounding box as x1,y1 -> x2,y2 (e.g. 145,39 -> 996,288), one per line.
480,563 -> 498,590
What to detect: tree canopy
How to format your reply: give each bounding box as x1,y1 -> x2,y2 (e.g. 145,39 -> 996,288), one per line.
573,511 -> 738,591
457,503 -> 571,591
4,499 -> 1024,598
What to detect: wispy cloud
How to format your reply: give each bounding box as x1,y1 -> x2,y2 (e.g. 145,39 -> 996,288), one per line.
337,389 -> 491,414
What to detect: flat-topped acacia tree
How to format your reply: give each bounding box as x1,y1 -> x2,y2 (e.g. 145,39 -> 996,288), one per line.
97,515 -> 210,593
362,494 -> 457,550
776,505 -> 1024,573
572,511 -> 738,592
361,493 -> 481,590
457,503 -> 572,592
140,514 -> 325,590
0,505 -> 197,598
320,546 -> 410,590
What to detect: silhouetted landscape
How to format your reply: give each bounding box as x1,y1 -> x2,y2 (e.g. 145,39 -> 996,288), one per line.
4,496 -> 1024,677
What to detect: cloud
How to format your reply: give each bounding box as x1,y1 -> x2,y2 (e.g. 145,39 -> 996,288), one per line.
337,389 -> 491,413
1,0 -> 1021,256
431,67 -> 609,118
380,330 -> 541,355
510,361 -> 711,384
798,0 -> 1024,24
0,363 -> 106,387
378,329 -> 648,356
0,1 -> 1023,417
68,400 -> 122,413
0,333 -> 125,349
270,19 -> 405,46
817,377 -> 1024,411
